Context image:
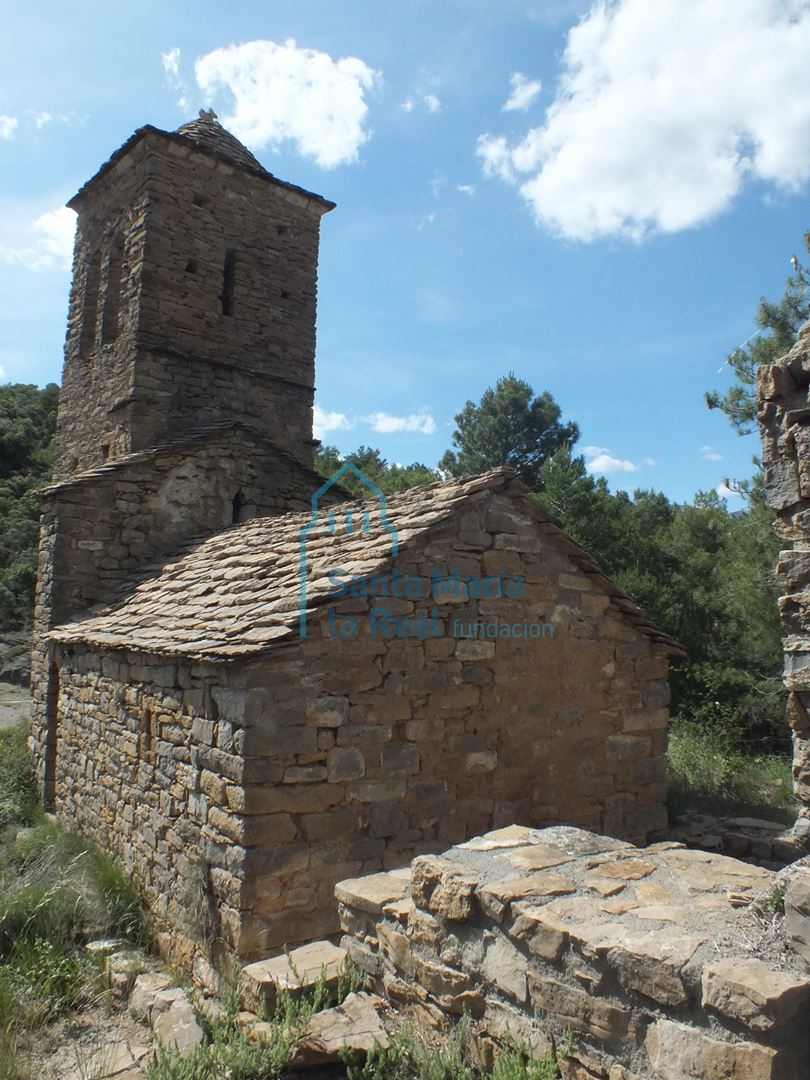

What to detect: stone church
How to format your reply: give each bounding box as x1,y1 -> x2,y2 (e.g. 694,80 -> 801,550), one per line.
30,113 -> 683,973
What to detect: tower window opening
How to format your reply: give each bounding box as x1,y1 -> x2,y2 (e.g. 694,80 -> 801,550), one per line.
276,224 -> 288,235
281,289 -> 290,300
221,249 -> 236,316
100,236 -> 124,344
231,489 -> 245,524
185,259 -> 198,275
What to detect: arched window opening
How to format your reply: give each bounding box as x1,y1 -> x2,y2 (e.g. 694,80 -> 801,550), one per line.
232,489 -> 245,524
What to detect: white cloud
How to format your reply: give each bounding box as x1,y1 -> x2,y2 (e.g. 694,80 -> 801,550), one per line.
701,444 -> 723,461
194,38 -> 380,168
0,365 -> 5,381
162,47 -> 181,79
477,0 -> 810,241
456,183 -> 475,195
424,94 -> 441,114
582,444 -> 652,474
313,406 -> 351,440
0,116 -> 17,140
29,111 -> 79,130
503,72 -> 542,112
717,481 -> 743,499
400,98 -> 415,113
0,205 -> 76,271
364,410 -> 437,435
587,453 -> 638,474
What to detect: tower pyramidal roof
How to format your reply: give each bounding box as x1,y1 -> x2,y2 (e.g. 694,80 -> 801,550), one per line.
175,109 -> 268,175
68,111 -> 335,211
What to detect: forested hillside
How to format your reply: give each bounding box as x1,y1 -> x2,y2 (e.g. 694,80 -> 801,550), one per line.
0,384 -> 58,630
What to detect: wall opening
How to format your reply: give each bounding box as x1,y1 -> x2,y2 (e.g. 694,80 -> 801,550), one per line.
140,708 -> 157,765
221,249 -> 236,316
79,249 -> 101,356
232,489 -> 245,524
100,236 -> 124,344
42,661 -> 61,809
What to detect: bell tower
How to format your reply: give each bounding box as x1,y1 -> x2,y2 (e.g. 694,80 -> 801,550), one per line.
54,111 -> 335,480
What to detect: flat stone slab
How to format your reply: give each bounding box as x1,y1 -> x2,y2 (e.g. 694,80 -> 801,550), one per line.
335,868 -> 411,915
291,991 -> 389,1065
241,939 -> 347,1012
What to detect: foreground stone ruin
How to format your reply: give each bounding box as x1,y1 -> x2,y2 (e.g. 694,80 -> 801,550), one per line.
330,825 -> 810,1079
758,319 -> 810,840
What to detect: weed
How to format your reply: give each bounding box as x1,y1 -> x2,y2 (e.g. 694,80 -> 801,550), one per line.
0,724 -> 38,832
667,720 -> 795,824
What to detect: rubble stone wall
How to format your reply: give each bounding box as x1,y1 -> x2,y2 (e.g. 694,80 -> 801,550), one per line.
337,825 -> 810,1080
757,322 -> 810,838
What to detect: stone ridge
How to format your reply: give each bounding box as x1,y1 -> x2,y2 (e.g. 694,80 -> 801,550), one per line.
67,122 -> 336,212
49,468 -> 684,661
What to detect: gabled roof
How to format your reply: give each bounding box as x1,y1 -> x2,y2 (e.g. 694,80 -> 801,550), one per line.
50,469 -> 685,662
68,115 -> 336,213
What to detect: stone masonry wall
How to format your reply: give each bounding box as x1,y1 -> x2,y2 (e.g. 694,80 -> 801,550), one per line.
45,644 -> 248,988
336,825 -> 809,1080
757,321 -> 810,840
198,491 -> 672,961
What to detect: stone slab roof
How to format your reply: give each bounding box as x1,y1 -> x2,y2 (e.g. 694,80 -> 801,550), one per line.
68,117 -> 336,213
41,421 -> 324,497
50,468 -> 685,661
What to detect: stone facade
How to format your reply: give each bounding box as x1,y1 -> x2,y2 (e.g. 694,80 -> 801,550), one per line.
33,115 -> 682,977
757,321 -> 810,840
334,825 -> 810,1079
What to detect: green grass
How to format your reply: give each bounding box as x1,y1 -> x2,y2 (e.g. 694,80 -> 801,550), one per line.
0,724 -> 39,832
148,960 -> 368,1080
0,722 -> 149,1080
667,719 -> 795,824
345,1019 -> 562,1080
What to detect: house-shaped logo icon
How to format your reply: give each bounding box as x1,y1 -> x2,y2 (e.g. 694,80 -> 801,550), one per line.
298,463 -> 399,637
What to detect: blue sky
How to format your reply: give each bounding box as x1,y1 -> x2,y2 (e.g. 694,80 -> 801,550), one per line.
2,0 -> 810,503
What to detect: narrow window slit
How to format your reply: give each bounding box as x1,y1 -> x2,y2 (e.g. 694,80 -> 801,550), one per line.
221,249 -> 236,316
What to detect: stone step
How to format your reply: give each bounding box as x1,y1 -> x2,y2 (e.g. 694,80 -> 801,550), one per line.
240,938 -> 347,1013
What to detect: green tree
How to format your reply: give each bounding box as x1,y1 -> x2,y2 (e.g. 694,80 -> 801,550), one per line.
706,236 -> 810,434
439,374 -> 578,490
0,383 -> 59,629
314,444 -> 439,496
